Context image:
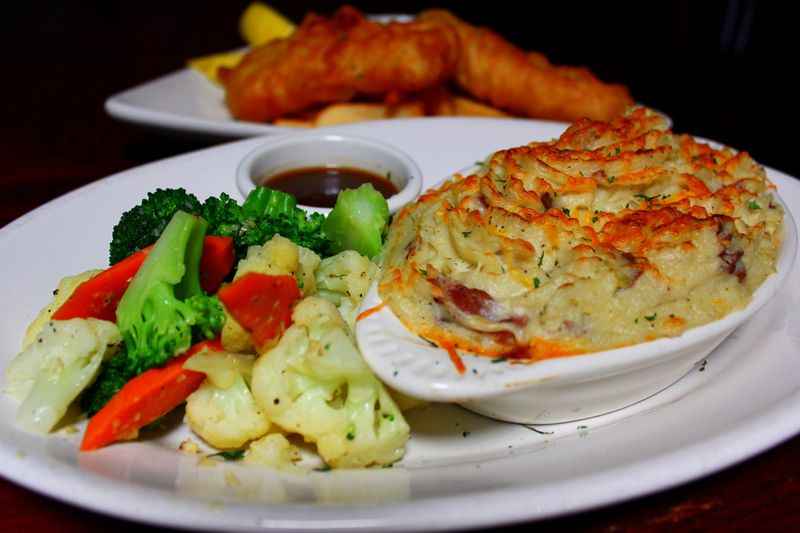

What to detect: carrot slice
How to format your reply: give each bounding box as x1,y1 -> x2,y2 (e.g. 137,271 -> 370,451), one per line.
52,248 -> 151,322
217,273 -> 301,349
198,236 -> 235,294
80,339 -> 222,451
53,236 -> 235,322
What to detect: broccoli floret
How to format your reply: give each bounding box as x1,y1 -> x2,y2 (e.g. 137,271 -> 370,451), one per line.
203,187 -> 330,259
82,211 -> 225,415
200,192 -> 242,241
251,297 -> 409,468
110,187 -> 332,265
322,184 -> 389,259
234,187 -> 329,258
109,188 -> 202,265
79,345 -> 132,416
110,186 -> 386,266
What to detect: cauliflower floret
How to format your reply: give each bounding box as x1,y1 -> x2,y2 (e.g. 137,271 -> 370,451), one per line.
235,235 -> 299,279
251,297 -> 409,468
243,433 -> 302,471
184,351 -> 270,449
6,318 -> 121,433
315,251 -> 378,328
22,270 -> 101,350
220,308 -> 253,354
297,245 -> 321,295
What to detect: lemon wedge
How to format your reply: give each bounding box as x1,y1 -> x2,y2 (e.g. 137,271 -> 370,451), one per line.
239,2 -> 295,46
188,50 -> 246,85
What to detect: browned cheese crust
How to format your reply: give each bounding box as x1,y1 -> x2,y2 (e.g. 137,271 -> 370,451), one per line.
379,108 -> 784,360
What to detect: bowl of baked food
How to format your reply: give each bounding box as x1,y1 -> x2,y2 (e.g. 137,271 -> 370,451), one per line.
356,107 -> 796,424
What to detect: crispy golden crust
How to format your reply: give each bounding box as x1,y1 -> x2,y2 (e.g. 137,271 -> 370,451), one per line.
417,9 -> 633,122
379,108 -> 783,360
221,6 -> 459,122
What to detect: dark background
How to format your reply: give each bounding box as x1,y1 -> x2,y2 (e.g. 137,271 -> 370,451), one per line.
3,0 -> 798,212
3,1 -> 800,531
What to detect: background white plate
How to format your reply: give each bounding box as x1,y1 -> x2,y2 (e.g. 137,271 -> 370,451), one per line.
105,68 -> 564,140
105,68 -> 292,138
1,118 -> 799,531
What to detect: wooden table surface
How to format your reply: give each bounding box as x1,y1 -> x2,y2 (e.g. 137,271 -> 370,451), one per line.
3,1 -> 800,531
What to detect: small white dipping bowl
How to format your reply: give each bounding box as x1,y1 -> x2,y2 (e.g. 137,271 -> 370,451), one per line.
236,132 -> 422,215
356,190 -> 798,425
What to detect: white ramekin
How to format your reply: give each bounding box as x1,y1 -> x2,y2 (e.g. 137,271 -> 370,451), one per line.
236,132 -> 422,215
357,192 -> 798,424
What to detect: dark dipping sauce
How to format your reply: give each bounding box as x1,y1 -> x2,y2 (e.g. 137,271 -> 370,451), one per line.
261,166 -> 399,208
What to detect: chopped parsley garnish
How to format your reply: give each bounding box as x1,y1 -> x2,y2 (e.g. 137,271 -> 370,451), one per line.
533,277 -> 541,289
462,231 -> 472,238
561,207 -> 571,216
634,193 -> 659,202
537,249 -> 544,267
314,464 -> 332,472
591,216 -> 599,223
607,176 -> 616,184
644,313 -> 657,322
382,413 -> 395,422
418,268 -> 428,277
615,147 -> 621,155
491,357 -> 507,364
747,200 -> 761,210
209,449 -> 245,461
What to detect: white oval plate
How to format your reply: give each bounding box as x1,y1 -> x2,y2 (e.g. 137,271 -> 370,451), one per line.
1,118 -> 799,531
105,68 -> 570,140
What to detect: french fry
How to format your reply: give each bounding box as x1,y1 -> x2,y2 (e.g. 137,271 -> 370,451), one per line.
239,2 -> 296,46
451,96 -> 511,118
273,118 -> 314,128
314,103 -> 390,127
390,100 -> 425,118
188,50 -> 246,86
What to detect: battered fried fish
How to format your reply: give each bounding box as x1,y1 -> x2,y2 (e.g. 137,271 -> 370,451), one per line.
221,6 -> 459,122
417,10 -> 633,122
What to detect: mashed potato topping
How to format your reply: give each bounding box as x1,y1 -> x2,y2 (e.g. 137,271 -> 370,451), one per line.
379,107 -> 784,360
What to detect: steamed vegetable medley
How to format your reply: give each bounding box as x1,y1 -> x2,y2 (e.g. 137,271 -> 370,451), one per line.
5,184 -> 412,469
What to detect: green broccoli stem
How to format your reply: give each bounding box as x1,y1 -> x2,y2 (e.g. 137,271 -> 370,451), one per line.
117,211 -> 207,330
322,184 -> 390,259
242,186 -> 297,218
175,216 -> 206,299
